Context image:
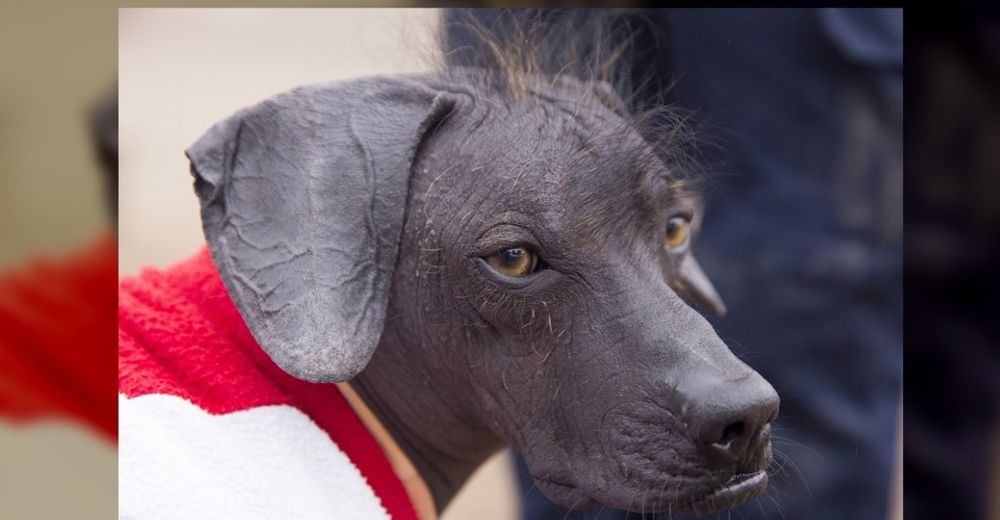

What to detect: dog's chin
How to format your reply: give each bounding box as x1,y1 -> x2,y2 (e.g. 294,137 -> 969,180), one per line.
536,470 -> 769,516
535,479 -> 599,510
671,470 -> 769,516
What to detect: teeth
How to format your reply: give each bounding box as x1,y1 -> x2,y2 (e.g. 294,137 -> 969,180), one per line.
724,472 -> 758,487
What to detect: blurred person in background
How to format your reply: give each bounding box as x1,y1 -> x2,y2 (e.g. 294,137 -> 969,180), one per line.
444,8 -> 902,519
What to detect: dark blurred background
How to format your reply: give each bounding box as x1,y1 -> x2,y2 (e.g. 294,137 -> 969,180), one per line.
905,6 -> 1000,520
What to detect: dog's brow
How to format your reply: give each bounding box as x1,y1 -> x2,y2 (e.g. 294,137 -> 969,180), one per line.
643,162 -> 677,202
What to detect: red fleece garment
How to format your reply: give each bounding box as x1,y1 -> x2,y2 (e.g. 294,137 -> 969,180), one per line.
118,247 -> 419,520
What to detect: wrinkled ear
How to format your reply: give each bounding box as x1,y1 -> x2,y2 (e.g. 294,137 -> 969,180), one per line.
186,77 -> 456,383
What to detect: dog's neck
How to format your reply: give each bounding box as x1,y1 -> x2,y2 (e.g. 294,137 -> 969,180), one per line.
337,382 -> 437,520
350,348 -> 504,514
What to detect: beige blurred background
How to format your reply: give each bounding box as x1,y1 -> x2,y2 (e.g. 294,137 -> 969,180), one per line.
0,1 -> 115,268
119,8 -> 516,520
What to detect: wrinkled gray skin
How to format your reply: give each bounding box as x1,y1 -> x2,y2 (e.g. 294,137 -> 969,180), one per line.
188,70 -> 779,516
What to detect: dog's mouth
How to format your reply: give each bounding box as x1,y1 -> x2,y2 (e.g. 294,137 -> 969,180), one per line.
538,468 -> 768,515
674,470 -> 768,516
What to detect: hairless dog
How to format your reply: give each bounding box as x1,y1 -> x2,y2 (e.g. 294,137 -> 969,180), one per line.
180,55 -> 779,515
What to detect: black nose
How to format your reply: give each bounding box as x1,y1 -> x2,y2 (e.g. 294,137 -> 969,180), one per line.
688,371 -> 779,465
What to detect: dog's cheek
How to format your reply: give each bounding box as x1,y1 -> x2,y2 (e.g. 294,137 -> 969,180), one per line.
447,273 -> 549,351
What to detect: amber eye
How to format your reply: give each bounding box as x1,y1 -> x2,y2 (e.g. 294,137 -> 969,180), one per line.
665,216 -> 691,250
485,247 -> 539,277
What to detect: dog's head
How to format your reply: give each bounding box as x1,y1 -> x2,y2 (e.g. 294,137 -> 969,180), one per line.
187,71 -> 778,515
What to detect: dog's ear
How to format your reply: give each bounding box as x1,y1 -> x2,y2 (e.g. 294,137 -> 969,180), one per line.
186,77 -> 456,383
669,199 -> 727,317
678,255 -> 727,317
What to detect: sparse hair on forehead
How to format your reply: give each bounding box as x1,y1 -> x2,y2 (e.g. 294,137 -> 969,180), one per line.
438,8 -> 714,196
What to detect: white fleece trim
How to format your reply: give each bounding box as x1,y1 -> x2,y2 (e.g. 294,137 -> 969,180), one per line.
119,393 -> 390,520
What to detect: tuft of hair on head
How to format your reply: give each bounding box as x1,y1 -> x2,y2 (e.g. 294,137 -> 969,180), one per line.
438,8 -> 717,191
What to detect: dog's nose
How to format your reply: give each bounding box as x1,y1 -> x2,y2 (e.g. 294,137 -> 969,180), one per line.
686,371 -> 779,465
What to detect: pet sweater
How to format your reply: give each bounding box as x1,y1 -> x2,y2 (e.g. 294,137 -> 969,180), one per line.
119,247 -> 421,520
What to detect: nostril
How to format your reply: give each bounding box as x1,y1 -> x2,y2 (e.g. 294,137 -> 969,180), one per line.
714,421 -> 745,450
759,423 -> 772,442
682,372 -> 779,465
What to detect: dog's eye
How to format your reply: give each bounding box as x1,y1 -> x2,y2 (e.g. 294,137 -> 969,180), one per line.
485,247 -> 539,277
665,216 -> 691,251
